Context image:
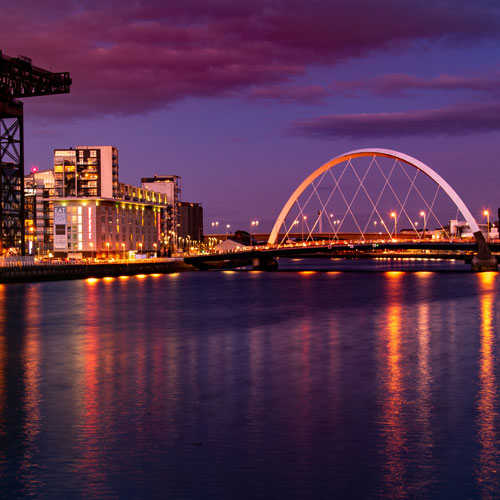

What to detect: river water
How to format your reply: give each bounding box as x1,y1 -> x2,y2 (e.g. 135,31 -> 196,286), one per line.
0,259 -> 499,499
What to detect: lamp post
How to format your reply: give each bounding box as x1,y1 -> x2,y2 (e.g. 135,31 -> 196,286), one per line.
106,242 -> 110,260
302,216 -> 307,243
139,242 -> 143,255
90,242 -> 93,260
251,220 -> 259,247
484,210 -> 490,241
420,211 -> 426,238
153,242 -> 157,257
121,242 -> 125,259
226,224 -> 230,236
391,212 -> 396,238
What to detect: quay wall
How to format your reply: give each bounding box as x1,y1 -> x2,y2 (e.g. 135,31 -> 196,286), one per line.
0,260 -> 196,284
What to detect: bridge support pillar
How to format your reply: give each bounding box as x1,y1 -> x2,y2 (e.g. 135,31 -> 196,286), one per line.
471,231 -> 498,272
252,256 -> 278,271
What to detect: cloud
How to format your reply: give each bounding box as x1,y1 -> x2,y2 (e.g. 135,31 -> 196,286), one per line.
287,101 -> 500,138
246,84 -> 328,104
333,73 -> 500,97
2,0 -> 500,118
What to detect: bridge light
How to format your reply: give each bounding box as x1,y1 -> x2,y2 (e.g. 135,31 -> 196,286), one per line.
390,212 -> 397,238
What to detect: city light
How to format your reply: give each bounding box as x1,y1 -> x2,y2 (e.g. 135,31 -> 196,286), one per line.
484,210 -> 490,241
391,212 -> 397,237
250,220 -> 259,247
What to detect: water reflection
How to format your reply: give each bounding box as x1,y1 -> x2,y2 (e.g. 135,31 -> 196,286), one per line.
0,285 -> 5,434
21,285 -> 42,494
379,272 -> 406,498
1,268 -> 500,498
476,272 -> 499,498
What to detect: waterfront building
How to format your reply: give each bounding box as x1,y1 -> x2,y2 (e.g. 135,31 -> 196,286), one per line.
141,175 -> 181,243
178,202 -> 204,250
52,197 -> 164,258
24,168 -> 54,256
54,146 -> 118,198
24,146 -> 203,258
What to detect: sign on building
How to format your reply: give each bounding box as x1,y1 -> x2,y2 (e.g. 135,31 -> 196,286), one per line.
54,206 -> 67,250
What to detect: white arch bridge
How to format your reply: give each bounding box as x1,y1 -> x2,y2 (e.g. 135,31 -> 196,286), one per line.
187,149 -> 498,272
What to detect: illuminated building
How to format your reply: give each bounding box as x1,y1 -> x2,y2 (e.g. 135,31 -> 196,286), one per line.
47,146 -> 202,258
141,175 -> 181,241
24,169 -> 54,256
23,146 -> 203,258
178,202 -> 204,241
54,146 -> 118,198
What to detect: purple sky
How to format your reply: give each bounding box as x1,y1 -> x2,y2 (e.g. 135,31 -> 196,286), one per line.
3,0 -> 500,232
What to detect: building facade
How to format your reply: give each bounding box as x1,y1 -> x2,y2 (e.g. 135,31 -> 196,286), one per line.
24,146 -> 203,258
24,168 -> 54,256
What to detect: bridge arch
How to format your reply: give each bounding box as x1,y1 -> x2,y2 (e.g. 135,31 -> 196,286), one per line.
268,148 -> 481,245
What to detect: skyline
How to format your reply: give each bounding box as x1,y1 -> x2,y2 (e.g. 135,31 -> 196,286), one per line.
3,0 -> 500,231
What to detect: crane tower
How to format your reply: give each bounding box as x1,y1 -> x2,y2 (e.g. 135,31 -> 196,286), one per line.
0,51 -> 71,254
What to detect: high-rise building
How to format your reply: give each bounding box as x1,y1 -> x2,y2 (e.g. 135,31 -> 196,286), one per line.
141,175 -> 181,239
178,202 -> 204,242
24,169 -> 54,256
54,146 -> 118,198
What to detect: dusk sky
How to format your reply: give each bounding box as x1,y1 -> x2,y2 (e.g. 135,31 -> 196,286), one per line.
3,0 -> 500,232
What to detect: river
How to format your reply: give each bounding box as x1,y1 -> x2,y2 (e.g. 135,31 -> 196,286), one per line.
0,259 -> 498,499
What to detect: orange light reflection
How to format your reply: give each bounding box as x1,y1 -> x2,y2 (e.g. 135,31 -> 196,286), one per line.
379,271 -> 406,497
476,272 -> 499,496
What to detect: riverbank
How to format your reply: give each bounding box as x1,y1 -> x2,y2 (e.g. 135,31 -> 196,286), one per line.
0,259 -> 196,284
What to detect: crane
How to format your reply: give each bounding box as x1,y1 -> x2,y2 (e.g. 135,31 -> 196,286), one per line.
0,51 -> 71,254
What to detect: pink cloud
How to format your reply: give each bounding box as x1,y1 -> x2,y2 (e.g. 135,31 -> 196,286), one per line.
3,0 -> 500,118
334,73 -> 500,97
247,84 -> 328,104
287,101 -> 500,138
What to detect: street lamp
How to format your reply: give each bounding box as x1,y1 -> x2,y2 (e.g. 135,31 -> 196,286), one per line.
139,242 -> 143,254
226,224 -> 230,235
251,220 -> 259,247
302,215 -> 307,243
153,242 -> 157,257
121,242 -> 125,259
90,242 -> 93,260
420,211 -> 426,237
484,210 -> 490,241
391,212 -> 396,238
106,242 -> 110,260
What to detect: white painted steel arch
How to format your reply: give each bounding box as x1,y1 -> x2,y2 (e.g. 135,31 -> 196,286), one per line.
268,148 -> 480,245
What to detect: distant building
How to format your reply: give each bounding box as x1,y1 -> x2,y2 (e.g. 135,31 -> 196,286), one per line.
178,201 -> 203,242
449,219 -> 498,239
141,175 -> 181,241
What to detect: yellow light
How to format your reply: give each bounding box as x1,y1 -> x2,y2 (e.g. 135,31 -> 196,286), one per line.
391,212 -> 396,218
484,210 -> 489,216
119,275 -> 129,280
86,278 -> 99,284
136,274 -> 147,279
103,277 -> 115,282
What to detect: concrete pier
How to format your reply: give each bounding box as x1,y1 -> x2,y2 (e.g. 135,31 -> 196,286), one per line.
0,260 -> 195,284
471,231 -> 498,272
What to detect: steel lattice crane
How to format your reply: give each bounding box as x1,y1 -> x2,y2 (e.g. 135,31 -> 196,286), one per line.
0,51 -> 71,255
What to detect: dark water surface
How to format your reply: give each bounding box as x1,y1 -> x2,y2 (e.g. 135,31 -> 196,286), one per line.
1,259 -> 499,499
